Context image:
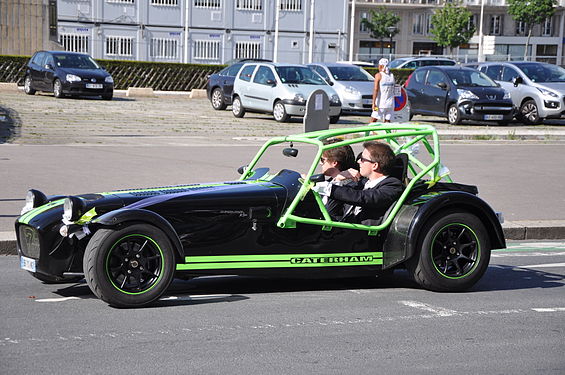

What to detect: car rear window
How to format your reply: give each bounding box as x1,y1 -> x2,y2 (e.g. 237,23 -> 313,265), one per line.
484,65 -> 502,80
413,69 -> 427,83
223,63 -> 243,77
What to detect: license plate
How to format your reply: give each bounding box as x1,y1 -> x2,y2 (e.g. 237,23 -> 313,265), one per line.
363,99 -> 372,105
20,256 -> 36,272
86,83 -> 103,89
484,114 -> 503,120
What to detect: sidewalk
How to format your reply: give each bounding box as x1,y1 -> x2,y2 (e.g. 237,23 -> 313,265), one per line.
2,220 -> 565,255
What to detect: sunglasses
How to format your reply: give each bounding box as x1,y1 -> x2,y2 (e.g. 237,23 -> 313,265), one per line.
357,156 -> 376,164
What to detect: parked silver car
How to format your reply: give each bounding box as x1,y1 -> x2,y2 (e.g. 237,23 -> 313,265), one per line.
232,62 -> 342,123
307,63 -> 374,113
389,57 -> 456,69
478,61 -> 565,124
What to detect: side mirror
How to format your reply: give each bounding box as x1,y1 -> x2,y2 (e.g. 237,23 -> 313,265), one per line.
309,174 -> 326,183
44,64 -> 53,70
326,79 -> 334,86
237,165 -> 247,174
283,148 -> 298,157
512,76 -> 523,87
266,79 -> 276,86
437,82 -> 448,90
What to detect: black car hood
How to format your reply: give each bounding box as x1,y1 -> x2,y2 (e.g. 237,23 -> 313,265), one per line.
58,68 -> 110,80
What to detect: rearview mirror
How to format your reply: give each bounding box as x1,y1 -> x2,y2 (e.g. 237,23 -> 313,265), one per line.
309,174 -> 326,183
512,76 -> 523,87
283,148 -> 298,157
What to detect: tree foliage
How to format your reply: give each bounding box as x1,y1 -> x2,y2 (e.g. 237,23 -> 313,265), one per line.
361,7 -> 400,42
429,2 -> 475,52
507,0 -> 556,59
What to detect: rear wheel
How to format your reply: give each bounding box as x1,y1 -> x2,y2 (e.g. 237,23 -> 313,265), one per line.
407,211 -> 490,292
232,96 -> 245,118
519,100 -> 541,125
211,88 -> 226,110
447,104 -> 461,125
53,79 -> 64,98
330,115 -> 340,124
24,76 -> 36,95
273,100 -> 290,122
83,224 -> 175,308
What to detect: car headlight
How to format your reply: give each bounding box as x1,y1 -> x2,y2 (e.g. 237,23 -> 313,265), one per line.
537,87 -> 559,98
105,76 -> 114,84
503,91 -> 511,100
457,89 -> 479,100
21,189 -> 48,215
294,93 -> 305,103
344,86 -> 361,96
66,74 -> 81,83
330,94 -> 341,104
63,196 -> 86,223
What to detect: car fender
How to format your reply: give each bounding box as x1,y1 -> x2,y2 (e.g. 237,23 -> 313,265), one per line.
382,191 -> 505,268
93,208 -> 184,262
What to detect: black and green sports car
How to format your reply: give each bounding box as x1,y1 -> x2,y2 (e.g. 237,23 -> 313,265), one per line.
16,124 -> 505,308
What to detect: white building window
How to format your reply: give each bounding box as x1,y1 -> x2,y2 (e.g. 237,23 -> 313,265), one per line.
360,11 -> 369,33
106,36 -> 133,56
151,0 -> 178,5
515,20 -> 526,35
542,17 -> 552,36
151,38 -> 178,59
60,34 -> 89,53
490,15 -> 502,35
194,40 -> 221,60
280,0 -> 301,11
235,41 -> 261,59
194,0 -> 220,8
413,14 -> 431,35
107,0 -> 134,3
236,0 -> 262,10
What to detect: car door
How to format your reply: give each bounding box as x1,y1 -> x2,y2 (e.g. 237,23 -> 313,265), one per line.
422,68 -> 449,115
29,52 -> 46,90
251,65 -> 277,112
236,64 -> 258,110
43,54 -> 56,90
221,63 -> 243,100
499,65 -> 525,108
405,68 -> 428,114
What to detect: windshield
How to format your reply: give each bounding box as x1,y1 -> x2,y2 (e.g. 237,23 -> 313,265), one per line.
327,66 -> 373,82
389,59 -> 408,69
54,54 -> 101,69
275,66 -> 327,85
515,63 -> 565,83
446,69 -> 498,87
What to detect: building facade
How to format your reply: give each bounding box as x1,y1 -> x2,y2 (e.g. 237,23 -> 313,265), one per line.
352,0 -> 565,65
56,0 -> 349,64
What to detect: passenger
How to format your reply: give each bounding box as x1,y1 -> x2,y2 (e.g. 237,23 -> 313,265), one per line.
370,58 -> 396,123
314,141 -> 403,224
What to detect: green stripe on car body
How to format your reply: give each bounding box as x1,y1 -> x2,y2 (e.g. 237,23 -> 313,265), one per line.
19,199 -> 65,225
176,252 -> 383,270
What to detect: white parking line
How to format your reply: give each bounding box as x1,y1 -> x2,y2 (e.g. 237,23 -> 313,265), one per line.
398,300 -> 459,316
521,262 -> 565,268
35,297 -> 81,303
532,307 -> 565,312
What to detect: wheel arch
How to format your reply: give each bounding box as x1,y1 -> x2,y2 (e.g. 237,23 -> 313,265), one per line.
407,192 -> 505,258
93,208 -> 184,263
519,96 -> 538,108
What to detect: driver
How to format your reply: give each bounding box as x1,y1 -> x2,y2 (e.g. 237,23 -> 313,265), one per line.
314,141 -> 403,224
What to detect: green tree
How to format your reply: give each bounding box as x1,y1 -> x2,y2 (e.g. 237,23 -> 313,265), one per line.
361,7 -> 400,57
507,0 -> 556,60
429,2 -> 475,56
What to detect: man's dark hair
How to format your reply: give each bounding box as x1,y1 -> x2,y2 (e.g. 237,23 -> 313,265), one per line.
363,141 -> 395,175
322,138 -> 356,171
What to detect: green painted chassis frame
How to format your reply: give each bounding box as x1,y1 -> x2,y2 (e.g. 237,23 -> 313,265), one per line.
239,123 -> 453,236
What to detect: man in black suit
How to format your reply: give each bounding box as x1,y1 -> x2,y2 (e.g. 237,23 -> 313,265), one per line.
314,141 -> 403,224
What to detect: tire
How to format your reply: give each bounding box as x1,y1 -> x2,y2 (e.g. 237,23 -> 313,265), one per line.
232,96 -> 245,118
102,92 -> 113,101
519,99 -> 541,125
447,104 -> 461,125
211,88 -> 227,110
273,100 -> 290,122
28,271 -> 82,284
407,211 -> 491,292
330,115 -> 340,124
83,224 -> 176,308
53,79 -> 64,98
24,76 -> 36,95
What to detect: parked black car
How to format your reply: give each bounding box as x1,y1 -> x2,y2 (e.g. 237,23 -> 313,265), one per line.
405,66 -> 515,125
24,51 -> 114,100
206,59 -> 271,110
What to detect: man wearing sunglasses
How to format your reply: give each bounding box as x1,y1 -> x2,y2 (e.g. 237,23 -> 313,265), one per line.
313,141 -> 403,224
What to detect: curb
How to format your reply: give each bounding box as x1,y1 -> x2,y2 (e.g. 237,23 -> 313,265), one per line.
1,221 -> 564,256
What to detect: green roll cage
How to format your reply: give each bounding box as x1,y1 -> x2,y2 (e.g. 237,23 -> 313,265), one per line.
239,123 -> 453,236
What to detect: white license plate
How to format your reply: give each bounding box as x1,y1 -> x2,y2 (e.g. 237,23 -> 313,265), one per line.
86,83 -> 103,89
363,99 -> 372,105
20,256 -> 36,272
484,114 -> 503,120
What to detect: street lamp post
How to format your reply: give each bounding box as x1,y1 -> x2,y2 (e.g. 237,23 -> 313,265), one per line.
387,26 -> 396,60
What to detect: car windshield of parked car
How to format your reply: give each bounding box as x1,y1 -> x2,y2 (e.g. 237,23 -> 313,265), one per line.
389,59 -> 408,69
327,66 -> 373,81
55,55 -> 100,69
446,70 -> 497,87
275,66 -> 326,85
516,63 -> 565,83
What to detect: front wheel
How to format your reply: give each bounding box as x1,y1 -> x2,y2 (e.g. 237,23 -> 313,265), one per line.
273,100 -> 290,122
519,100 -> 541,125
24,76 -> 36,95
211,88 -> 226,110
232,96 -> 245,118
407,211 -> 491,292
329,115 -> 340,124
83,224 -> 176,308
102,92 -> 113,101
53,79 -> 64,98
447,104 -> 461,125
